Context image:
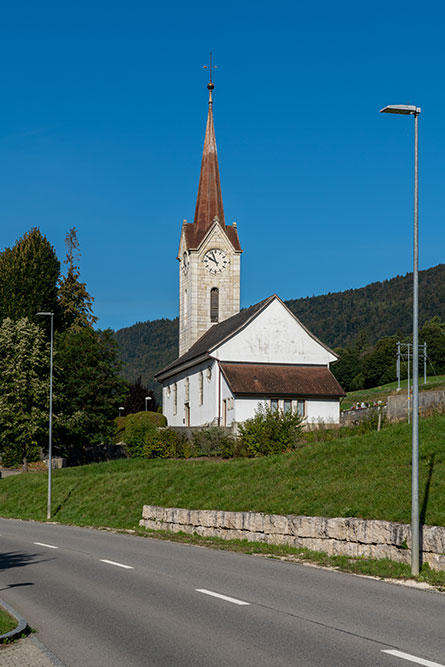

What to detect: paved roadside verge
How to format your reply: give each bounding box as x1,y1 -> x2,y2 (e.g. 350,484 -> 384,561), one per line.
0,599 -> 66,666
0,635 -> 66,666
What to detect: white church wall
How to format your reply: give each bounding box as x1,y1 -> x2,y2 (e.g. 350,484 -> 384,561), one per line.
220,373 -> 235,426
305,399 -> 340,424
162,360 -> 219,427
213,299 -> 336,366
232,396 -> 340,426
234,397 -> 266,423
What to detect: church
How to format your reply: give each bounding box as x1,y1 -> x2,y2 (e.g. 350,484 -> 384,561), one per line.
155,78 -> 344,428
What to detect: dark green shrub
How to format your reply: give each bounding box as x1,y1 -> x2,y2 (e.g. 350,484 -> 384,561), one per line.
238,404 -> 303,457
143,428 -> 181,459
119,412 -> 166,457
114,411 -> 167,454
1,440 -> 40,468
192,427 -> 235,457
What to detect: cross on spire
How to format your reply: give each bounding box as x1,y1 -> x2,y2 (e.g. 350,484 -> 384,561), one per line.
203,52 -> 218,90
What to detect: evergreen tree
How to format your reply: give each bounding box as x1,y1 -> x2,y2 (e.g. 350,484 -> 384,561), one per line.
58,228 -> 97,330
122,377 -> 158,414
0,318 -> 50,470
0,228 -> 60,324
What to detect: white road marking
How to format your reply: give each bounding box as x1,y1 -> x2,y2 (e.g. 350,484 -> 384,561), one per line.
34,542 -> 58,549
196,588 -> 250,606
382,649 -> 445,666
100,559 -> 133,570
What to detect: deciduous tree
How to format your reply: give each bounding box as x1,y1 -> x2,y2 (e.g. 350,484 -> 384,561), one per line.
0,318 -> 50,470
56,327 -> 127,457
0,228 -> 60,324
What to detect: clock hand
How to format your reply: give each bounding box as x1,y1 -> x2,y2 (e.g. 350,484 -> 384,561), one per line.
207,255 -> 218,264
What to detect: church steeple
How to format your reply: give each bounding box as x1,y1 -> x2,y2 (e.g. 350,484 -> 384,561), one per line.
193,80 -> 226,232
177,63 -> 241,355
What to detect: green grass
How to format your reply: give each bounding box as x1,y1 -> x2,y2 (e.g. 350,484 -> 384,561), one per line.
0,607 -> 17,637
1,412 -> 444,529
1,413 -> 445,589
342,375 -> 445,410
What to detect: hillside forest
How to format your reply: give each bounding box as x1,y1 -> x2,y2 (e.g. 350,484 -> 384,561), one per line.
115,264 -> 445,394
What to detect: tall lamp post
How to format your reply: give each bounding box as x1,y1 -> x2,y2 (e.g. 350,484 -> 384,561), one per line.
36,311 -> 54,520
380,104 -> 421,575
145,396 -> 152,412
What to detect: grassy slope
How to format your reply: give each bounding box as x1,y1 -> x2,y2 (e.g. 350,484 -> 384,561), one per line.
1,413 -> 444,530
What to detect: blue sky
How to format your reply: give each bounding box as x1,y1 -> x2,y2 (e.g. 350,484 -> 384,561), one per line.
1,0 -> 444,331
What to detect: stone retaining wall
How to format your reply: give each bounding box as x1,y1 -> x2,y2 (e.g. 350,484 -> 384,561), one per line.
387,390 -> 445,421
140,505 -> 445,571
340,405 -> 382,426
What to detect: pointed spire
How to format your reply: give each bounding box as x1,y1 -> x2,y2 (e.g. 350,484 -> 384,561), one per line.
193,80 -> 226,231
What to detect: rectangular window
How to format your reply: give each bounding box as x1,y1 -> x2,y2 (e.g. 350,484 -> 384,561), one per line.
297,399 -> 305,416
270,399 -> 279,412
283,399 -> 292,413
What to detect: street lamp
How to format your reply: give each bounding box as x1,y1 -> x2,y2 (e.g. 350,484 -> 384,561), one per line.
380,103 -> 421,575
36,311 -> 54,521
145,396 -> 152,411
118,406 -> 125,417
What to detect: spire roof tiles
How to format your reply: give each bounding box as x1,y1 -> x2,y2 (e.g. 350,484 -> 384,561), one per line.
185,84 -> 241,252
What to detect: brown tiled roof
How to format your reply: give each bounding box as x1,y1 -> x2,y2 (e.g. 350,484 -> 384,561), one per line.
183,86 -> 242,253
184,222 -> 242,252
220,363 -> 346,398
155,296 -> 274,380
194,89 -> 225,232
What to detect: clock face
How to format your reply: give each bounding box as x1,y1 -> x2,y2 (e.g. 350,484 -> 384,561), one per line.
182,251 -> 190,275
203,249 -> 229,274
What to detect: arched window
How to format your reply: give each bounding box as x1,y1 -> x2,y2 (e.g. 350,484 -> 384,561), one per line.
199,371 -> 204,405
210,287 -> 219,322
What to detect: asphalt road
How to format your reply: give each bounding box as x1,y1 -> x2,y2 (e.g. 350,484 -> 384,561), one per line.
0,518 -> 444,667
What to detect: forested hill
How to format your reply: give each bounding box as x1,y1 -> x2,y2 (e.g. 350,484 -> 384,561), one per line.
285,264 -> 445,349
115,264 -> 444,390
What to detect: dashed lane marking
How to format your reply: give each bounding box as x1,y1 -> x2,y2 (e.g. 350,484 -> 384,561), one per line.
34,542 -> 59,549
100,559 -> 134,570
382,649 -> 445,666
196,588 -> 250,606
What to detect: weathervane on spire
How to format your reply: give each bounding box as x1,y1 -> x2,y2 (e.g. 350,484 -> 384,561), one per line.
203,52 -> 217,91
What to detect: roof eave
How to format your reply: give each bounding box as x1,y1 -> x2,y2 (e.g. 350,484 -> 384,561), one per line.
155,353 -> 211,382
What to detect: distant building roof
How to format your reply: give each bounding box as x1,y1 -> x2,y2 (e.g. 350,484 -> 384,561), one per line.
220,362 -> 346,398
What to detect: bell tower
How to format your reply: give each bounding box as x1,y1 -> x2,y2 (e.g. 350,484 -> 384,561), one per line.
178,71 -> 242,355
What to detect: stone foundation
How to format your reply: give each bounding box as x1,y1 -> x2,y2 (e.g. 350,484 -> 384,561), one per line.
140,505 -> 445,571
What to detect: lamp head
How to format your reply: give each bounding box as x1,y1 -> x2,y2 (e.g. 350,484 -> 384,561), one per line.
380,105 -> 421,115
